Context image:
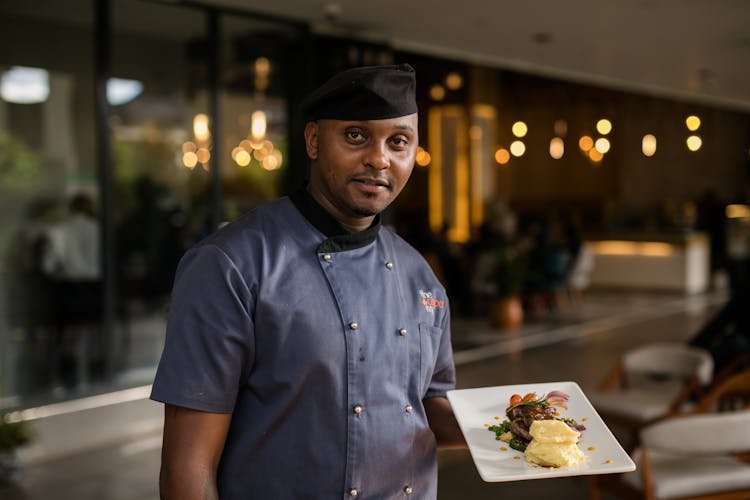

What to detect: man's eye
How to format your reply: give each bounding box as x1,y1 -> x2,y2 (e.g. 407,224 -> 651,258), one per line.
346,130 -> 364,141
390,136 -> 408,147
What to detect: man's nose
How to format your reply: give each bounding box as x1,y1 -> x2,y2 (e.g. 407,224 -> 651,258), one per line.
364,142 -> 390,170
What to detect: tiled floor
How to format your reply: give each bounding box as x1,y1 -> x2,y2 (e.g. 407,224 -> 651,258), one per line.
0,289 -> 727,500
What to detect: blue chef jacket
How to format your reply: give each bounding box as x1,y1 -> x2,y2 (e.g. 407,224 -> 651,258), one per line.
151,189 -> 455,499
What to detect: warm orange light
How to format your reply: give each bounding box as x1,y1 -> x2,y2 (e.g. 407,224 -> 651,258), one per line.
196,147 -> 210,164
183,151 -> 198,169
579,135 -> 593,151
253,148 -> 267,161
235,150 -> 251,166
415,147 -> 431,167
445,72 -> 463,90
262,150 -> 282,170
642,134 -> 657,157
261,140 -> 274,153
553,119 -> 568,137
469,125 -> 482,140
726,204 -> 750,219
193,113 -> 210,142
255,57 -> 270,75
588,148 -> 603,162
251,111 -> 267,141
592,240 -> 674,257
430,84 -> 445,101
549,137 -> 564,159
494,148 -> 510,165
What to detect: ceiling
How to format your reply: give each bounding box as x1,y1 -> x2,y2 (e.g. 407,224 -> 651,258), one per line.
203,0 -> 750,112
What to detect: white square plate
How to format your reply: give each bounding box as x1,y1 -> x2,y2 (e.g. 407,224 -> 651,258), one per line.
446,381 -> 636,482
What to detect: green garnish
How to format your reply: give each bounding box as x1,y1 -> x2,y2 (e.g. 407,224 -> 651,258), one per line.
509,438 -> 527,452
488,420 -> 511,440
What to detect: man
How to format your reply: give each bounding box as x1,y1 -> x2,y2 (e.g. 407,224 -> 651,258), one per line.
151,64 -> 465,499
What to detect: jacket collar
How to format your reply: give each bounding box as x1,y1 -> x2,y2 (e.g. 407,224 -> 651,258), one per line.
289,186 -> 380,253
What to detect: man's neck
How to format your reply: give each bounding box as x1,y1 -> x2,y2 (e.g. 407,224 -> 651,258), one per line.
306,187 -> 374,233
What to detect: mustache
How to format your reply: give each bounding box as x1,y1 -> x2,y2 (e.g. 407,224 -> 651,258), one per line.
350,172 -> 391,188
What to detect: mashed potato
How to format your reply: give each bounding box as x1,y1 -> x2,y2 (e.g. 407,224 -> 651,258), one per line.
524,419 -> 585,467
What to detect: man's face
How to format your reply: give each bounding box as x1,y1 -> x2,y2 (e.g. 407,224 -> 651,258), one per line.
305,114 -> 418,228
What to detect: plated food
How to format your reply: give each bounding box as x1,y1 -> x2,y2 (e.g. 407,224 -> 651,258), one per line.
488,390 -> 587,467
447,381 -> 636,482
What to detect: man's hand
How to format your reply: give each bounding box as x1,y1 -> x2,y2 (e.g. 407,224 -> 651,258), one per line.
423,396 -> 467,449
159,404 -> 232,500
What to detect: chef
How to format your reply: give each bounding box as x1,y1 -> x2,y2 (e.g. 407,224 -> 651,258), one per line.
151,63 -> 465,500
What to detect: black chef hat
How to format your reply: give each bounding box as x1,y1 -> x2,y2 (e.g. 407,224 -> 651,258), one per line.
301,64 -> 417,120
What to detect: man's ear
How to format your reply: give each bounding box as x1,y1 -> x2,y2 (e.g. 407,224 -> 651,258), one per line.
304,121 -> 319,160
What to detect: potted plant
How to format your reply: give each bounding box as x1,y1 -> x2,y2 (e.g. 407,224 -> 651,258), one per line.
489,244 -> 528,329
0,407 -> 32,484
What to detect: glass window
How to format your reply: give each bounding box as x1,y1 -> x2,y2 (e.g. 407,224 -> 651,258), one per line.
218,14 -> 296,220
110,0 -> 208,388
0,0 -> 97,404
0,0 -> 299,408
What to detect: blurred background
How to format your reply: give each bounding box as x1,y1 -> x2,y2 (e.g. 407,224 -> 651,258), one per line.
1,1 -> 749,498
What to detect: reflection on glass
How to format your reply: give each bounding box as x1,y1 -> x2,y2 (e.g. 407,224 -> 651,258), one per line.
0,4 -> 97,403
0,66 -> 49,104
193,113 -> 210,142
107,77 -> 144,105
251,111 -> 267,141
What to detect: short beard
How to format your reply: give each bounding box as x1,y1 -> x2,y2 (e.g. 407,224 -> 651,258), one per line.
352,206 -> 379,217
351,192 -> 389,217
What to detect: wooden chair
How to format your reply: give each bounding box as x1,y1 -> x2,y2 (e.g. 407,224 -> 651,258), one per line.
589,343 -> 714,450
590,410 -> 750,500
592,411 -> 750,500
692,368 -> 750,414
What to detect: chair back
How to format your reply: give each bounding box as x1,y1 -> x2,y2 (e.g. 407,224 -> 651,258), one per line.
623,342 -> 714,385
693,369 -> 750,413
640,410 -> 750,455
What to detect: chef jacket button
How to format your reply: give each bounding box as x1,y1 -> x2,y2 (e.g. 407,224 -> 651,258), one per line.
404,486 -> 413,495
349,488 -> 359,497
405,404 -> 413,413
385,261 -> 394,269
353,405 -> 363,414
322,253 -> 332,261
399,328 -> 407,336
349,322 -> 359,330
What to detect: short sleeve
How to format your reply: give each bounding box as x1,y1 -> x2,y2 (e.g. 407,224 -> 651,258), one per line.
150,243 -> 255,413
424,303 -> 456,400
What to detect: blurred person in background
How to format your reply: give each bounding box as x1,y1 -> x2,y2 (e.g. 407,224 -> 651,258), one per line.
42,193 -> 102,388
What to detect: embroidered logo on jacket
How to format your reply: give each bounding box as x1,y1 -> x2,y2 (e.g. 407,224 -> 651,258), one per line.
419,289 -> 445,313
